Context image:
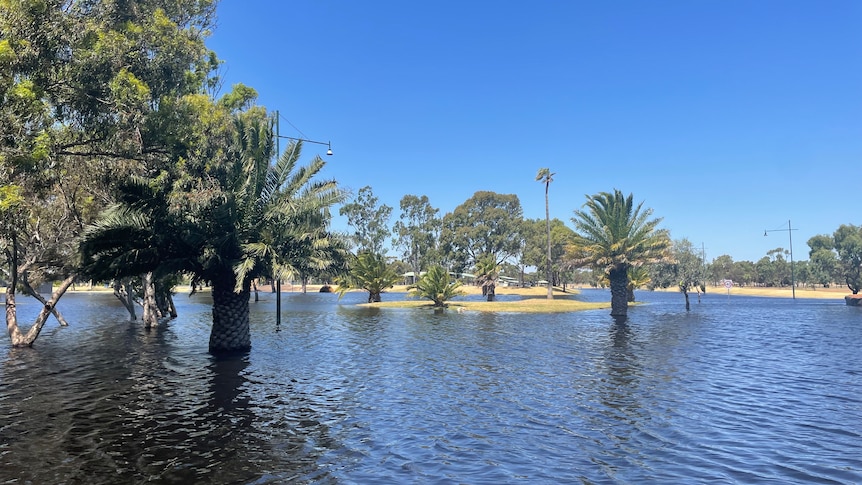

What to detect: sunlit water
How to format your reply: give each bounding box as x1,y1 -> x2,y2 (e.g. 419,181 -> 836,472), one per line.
2,289 -> 860,484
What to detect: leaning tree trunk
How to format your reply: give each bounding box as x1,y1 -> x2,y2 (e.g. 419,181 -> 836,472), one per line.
609,266 -> 629,317
21,278 -> 69,326
6,274 -> 76,347
684,289 -> 691,311
209,274 -> 251,353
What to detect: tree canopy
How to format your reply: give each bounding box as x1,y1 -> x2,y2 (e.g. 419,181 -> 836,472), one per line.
441,191 -> 523,269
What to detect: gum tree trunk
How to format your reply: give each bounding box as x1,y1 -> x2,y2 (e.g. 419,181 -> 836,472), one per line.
209,273 -> 251,354
6,274 -> 76,347
21,278 -> 69,326
113,278 -> 137,320
142,272 -> 159,329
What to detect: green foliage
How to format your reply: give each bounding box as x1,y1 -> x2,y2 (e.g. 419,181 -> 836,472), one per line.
0,184 -> 23,211
833,224 -> 862,294
441,191 -> 523,268
521,217 -> 574,286
336,252 -> 401,303
339,186 -> 392,254
648,238 -> 705,309
409,265 -> 464,307
392,194 -> 440,275
568,190 -> 670,272
219,83 -> 258,112
1,0 -> 219,287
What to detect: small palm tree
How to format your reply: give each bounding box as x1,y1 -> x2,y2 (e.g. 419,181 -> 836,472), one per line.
336,252 -> 401,303
474,254 -> 499,302
409,265 -> 464,307
568,189 -> 670,317
626,265 -> 651,302
597,265 -> 650,302
536,168 -> 555,299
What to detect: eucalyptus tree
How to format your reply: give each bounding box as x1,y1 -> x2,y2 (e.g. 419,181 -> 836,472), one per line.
392,194 -> 440,277
649,238 -> 706,310
833,224 -> 862,294
807,235 -> 839,288
709,254 -> 735,286
441,191 -> 524,268
339,186 -> 392,254
567,190 -> 670,318
522,218 -> 574,289
1,0 -> 217,346
536,168 -> 555,299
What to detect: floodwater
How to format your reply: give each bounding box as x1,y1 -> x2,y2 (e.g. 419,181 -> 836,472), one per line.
1,289 -> 860,484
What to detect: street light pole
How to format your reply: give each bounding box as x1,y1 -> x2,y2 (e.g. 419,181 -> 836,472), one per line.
272,111 -> 334,326
764,220 -> 797,299
275,110 -> 333,156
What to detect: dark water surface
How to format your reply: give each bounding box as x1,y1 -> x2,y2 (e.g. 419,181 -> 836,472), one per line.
2,289 -> 860,484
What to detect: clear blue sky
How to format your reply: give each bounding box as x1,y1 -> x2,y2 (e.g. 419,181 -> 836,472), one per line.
206,1 -> 861,263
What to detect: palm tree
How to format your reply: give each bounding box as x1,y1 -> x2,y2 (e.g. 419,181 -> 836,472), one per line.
626,266 -> 651,302
474,254 -> 499,302
568,189 -> 670,317
409,265 -> 464,307
536,168 -> 555,299
336,252 -> 401,303
80,113 -> 342,353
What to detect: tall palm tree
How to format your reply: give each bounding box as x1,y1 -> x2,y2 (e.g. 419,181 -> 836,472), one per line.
80,114 -> 342,353
568,189 -> 670,317
536,168 -> 555,299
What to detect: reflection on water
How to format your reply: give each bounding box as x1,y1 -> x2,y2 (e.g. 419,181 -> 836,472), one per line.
1,290 -> 861,484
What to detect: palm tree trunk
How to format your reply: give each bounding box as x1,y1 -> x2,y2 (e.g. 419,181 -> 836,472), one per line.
209,274 -> 251,354
684,290 -> 691,311
609,266 -> 629,317
545,183 -> 553,300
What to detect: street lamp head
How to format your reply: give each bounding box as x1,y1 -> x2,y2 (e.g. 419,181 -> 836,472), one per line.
764,230 -> 768,236
326,142 -> 333,156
